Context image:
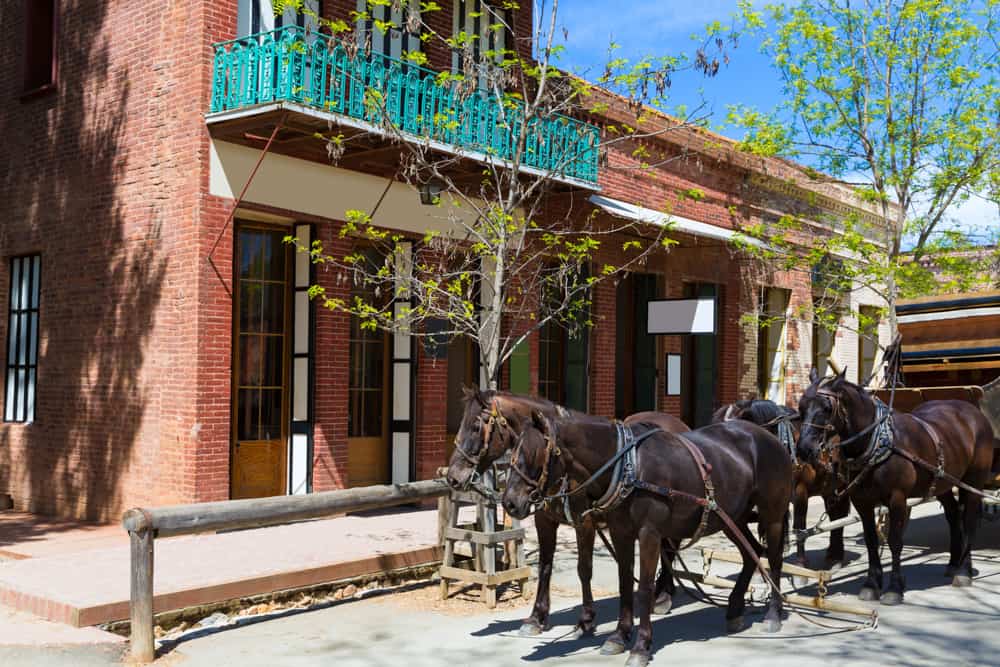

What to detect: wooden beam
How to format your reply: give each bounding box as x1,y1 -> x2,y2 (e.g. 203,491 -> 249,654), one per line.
905,338 -> 1000,354
903,360 -> 1000,373
122,479 -> 450,538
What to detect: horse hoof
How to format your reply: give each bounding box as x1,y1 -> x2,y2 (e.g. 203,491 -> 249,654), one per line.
825,556 -> 847,571
625,653 -> 651,667
858,587 -> 879,602
952,575 -> 973,588
761,617 -> 782,634
518,622 -> 543,637
726,616 -> 747,634
944,565 -> 959,578
600,638 -> 627,655
882,591 -> 903,606
653,593 -> 672,615
570,625 -> 595,640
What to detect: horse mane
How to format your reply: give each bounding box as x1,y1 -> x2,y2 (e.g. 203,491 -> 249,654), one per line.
743,399 -> 795,425
467,388 -> 581,420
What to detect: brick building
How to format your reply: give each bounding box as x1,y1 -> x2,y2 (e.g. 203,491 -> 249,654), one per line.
1,1 -> 889,520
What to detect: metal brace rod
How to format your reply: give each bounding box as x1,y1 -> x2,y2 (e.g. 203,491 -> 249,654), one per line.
207,113 -> 287,297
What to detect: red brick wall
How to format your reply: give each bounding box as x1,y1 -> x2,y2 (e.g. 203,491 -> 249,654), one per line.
311,226 -> 351,491
0,0 -> 832,521
0,0 -> 229,519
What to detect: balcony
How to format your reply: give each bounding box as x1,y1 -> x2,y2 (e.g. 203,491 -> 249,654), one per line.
208,27 -> 600,186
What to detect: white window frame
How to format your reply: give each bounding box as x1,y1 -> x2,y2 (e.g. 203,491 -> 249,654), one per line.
238,0 -> 321,37
452,0 -> 509,78
5,255 -> 41,423
758,287 -> 789,404
356,0 -> 421,60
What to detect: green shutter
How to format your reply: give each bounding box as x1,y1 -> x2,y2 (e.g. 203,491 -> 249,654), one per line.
509,339 -> 530,394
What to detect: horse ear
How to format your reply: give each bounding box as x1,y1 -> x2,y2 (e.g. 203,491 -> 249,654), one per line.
531,409 -> 550,434
836,366 -> 848,382
809,367 -> 820,384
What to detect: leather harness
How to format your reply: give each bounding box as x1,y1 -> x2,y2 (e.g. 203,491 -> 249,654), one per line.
812,387 -> 958,501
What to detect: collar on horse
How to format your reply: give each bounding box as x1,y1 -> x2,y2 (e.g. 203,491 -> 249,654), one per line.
539,423 -> 661,518
824,392 -> 893,497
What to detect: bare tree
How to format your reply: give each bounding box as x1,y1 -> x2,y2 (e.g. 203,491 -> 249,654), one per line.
277,0 -> 733,388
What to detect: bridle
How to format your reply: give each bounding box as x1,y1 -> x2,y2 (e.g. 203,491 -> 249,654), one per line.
508,425 -> 562,505
802,384 -> 889,466
453,398 -> 511,470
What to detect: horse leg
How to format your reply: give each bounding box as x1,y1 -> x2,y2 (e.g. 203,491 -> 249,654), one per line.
653,539 -> 676,615
953,488 -> 983,588
720,520 -> 761,634
762,514 -> 786,633
572,519 -> 597,638
791,482 -> 810,587
520,511 -> 557,635
940,491 -> 962,578
824,492 -> 850,569
600,526 -> 635,656
882,492 -> 909,606
626,525 -> 661,667
856,502 -> 883,601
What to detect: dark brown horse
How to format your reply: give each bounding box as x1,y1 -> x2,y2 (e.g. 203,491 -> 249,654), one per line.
445,389 -> 689,638
503,411 -> 791,667
797,367 -> 995,604
713,399 -> 850,572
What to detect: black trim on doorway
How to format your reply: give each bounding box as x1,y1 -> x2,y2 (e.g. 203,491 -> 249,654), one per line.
289,222 -> 316,494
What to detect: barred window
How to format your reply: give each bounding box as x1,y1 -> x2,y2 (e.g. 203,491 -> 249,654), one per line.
5,255 -> 41,423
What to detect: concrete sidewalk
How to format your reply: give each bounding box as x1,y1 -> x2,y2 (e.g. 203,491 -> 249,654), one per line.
0,506 -> 449,628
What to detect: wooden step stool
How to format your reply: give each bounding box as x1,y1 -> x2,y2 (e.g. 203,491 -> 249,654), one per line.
437,486 -> 531,608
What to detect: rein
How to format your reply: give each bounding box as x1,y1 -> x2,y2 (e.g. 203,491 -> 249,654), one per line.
540,426 -> 662,504
814,383 -> 1000,504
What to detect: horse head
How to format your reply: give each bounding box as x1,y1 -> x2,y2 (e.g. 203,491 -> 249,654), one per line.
502,409 -> 565,520
797,365 -> 871,464
445,389 -> 554,492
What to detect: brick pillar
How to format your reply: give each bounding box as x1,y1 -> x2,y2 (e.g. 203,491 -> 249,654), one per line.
590,272 -> 617,418
193,195 -> 236,503
415,343 -> 448,480
312,229 -> 351,491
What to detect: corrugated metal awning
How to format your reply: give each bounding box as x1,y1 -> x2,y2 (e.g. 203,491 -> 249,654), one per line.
588,195 -> 764,247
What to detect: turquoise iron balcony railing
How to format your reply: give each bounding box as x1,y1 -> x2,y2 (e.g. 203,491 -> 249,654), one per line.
210,27 -> 600,185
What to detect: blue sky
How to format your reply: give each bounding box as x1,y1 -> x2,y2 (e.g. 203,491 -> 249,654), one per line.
551,0 -> 776,137
550,1 -> 997,241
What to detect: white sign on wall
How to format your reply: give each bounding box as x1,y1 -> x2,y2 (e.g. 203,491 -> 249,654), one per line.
647,298 -> 717,335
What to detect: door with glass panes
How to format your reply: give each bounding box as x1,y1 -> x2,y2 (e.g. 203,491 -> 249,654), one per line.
347,249 -> 391,487
232,225 -> 291,499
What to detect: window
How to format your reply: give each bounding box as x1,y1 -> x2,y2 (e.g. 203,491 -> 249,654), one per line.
452,1 -> 512,78
537,319 -> 564,404
357,0 -> 420,61
857,305 -> 880,386
5,256 -> 41,423
348,249 -> 388,438
23,0 -> 57,95
812,298 -> 837,376
238,0 -> 321,37
538,267 -> 590,411
757,287 -> 789,402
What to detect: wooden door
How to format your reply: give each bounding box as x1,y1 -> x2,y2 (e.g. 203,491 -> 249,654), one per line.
446,336 -> 478,462
682,283 -> 719,427
348,253 -> 390,487
232,225 -> 291,499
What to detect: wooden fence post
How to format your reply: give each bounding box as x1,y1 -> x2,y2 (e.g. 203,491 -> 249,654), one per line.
129,527 -> 155,664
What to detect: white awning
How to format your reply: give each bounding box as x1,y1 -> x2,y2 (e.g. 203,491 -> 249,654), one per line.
588,194 -> 764,247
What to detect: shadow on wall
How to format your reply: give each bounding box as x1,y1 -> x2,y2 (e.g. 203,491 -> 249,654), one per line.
0,0 -> 167,522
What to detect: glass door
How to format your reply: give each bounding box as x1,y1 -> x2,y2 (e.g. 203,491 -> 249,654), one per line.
232,225 -> 291,499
